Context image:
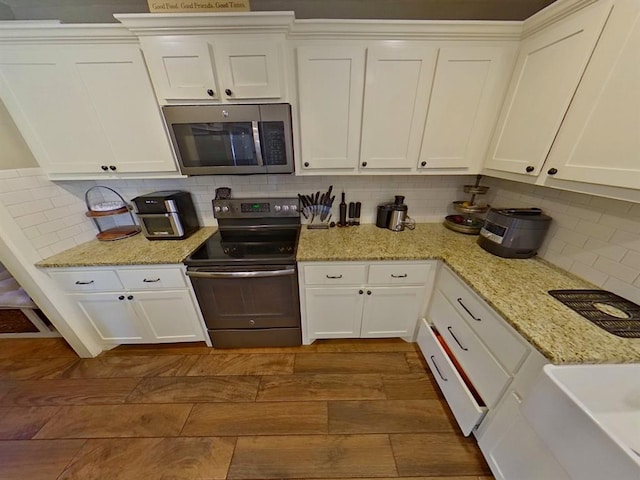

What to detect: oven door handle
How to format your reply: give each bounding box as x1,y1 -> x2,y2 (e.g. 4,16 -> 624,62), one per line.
186,268 -> 295,279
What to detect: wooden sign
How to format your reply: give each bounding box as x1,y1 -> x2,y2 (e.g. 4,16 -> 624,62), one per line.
147,1 -> 250,13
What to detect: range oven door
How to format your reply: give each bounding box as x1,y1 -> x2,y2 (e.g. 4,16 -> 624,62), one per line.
186,264 -> 301,347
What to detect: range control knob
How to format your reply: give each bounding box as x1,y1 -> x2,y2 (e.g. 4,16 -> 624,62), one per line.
214,206 -> 221,213
274,205 -> 282,212
290,204 -> 297,211
221,206 -> 230,213
282,205 -> 289,212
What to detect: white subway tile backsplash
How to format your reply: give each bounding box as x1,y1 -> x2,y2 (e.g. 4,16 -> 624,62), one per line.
584,237 -> 627,262
7,199 -> 54,218
593,256 -> 638,284
15,212 -> 49,229
599,213 -> 640,234
621,250 -> 640,272
604,277 -> 640,305
611,230 -> 640,253
553,227 -> 589,248
569,262 -> 608,286
0,190 -> 34,206
574,219 -> 614,242
562,244 -> 597,266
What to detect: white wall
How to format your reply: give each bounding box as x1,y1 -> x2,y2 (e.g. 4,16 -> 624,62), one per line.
485,177 -> 640,303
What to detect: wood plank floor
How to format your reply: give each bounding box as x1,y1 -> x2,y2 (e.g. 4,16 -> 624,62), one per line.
0,338 -> 494,480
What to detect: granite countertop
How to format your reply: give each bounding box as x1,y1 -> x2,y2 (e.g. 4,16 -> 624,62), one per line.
297,223 -> 640,365
36,227 -> 217,268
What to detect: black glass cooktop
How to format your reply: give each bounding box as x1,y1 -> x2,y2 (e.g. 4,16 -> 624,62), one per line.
549,289 -> 640,338
184,228 -> 299,266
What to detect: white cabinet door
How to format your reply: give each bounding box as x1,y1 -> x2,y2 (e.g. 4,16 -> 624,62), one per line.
67,46 -> 176,174
0,44 -> 177,176
479,391 -> 570,480
296,46 -> 365,171
132,290 -> 205,343
214,36 -> 284,100
484,1 -> 612,176
419,46 -> 514,171
0,47 -> 113,174
359,45 -> 437,170
361,286 -> 425,339
140,38 -> 218,100
545,0 -> 640,190
304,287 -> 364,340
71,292 -> 148,343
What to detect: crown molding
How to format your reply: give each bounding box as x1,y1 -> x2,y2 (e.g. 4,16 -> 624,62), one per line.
0,24 -> 137,44
289,19 -> 523,41
522,0 -> 605,37
114,11 -> 295,35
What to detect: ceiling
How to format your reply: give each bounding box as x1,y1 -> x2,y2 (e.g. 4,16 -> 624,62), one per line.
0,0 -> 557,23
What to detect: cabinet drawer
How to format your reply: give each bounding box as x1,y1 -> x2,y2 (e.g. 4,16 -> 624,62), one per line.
417,318 -> 487,436
303,264 -> 367,285
430,290 -> 510,407
439,267 -> 528,373
117,267 -> 187,290
49,269 -> 123,292
367,263 -> 432,285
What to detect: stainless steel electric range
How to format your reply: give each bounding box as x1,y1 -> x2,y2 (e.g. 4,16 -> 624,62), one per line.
185,197 -> 301,348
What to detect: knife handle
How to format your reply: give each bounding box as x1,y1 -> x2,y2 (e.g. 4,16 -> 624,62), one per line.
354,201 -> 361,225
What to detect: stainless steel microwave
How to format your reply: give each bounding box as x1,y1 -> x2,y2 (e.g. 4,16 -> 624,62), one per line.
163,104 -> 294,175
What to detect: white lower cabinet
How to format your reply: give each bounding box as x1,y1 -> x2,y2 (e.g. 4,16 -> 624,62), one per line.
48,265 -> 207,345
476,351 -> 571,480
418,263 -> 569,479
299,261 -> 435,344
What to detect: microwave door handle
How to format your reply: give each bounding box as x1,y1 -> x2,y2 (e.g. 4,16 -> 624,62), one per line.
252,121 -> 264,166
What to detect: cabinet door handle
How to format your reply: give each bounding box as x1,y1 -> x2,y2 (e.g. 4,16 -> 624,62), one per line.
225,88 -> 233,96
326,274 -> 343,279
457,298 -> 481,322
127,295 -> 134,300
547,168 -> 558,175
359,290 -> 364,295
109,165 -> 117,171
143,278 -> 161,283
206,89 -> 215,97
430,356 -> 448,382
420,161 -> 427,167
525,165 -> 535,173
391,273 -> 407,278
447,326 -> 468,351
75,280 -> 94,285
101,165 -> 108,171
118,295 -> 125,300
366,290 -> 372,295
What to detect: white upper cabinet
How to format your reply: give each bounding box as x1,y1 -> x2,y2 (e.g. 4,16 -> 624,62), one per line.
138,39 -> 218,100
359,45 -> 437,171
140,35 -> 286,103
0,40 -> 177,178
296,46 -> 365,171
418,46 -> 515,171
484,0 -> 613,176
544,0 -> 640,191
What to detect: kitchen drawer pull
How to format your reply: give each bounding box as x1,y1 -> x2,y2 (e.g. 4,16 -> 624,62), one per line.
430,356 -> 448,382
391,273 -> 408,278
447,326 -> 468,351
74,280 -> 94,285
325,274 -> 343,279
143,278 -> 161,283
457,298 -> 481,322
